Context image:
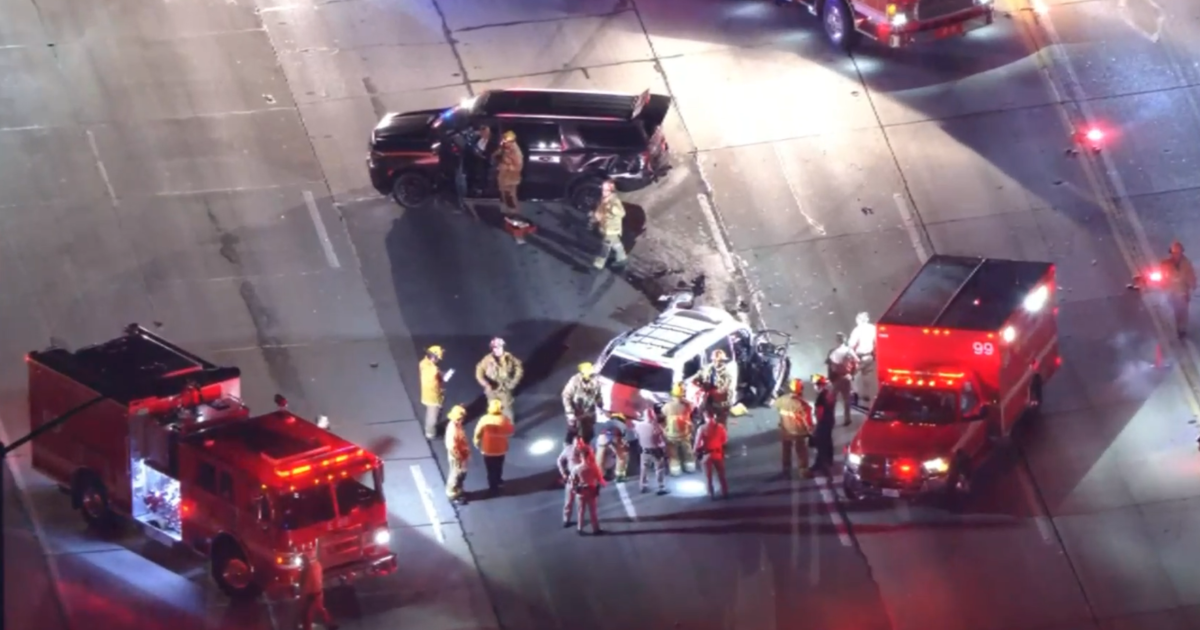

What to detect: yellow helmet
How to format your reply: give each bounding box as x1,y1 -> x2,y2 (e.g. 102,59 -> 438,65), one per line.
487,399 -> 504,414
502,130 -> 517,142
789,378 -> 804,394
578,362 -> 595,376
671,383 -> 684,398
447,405 -> 467,421
427,345 -> 444,359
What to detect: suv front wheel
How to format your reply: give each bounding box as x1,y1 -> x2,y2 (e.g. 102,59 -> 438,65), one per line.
391,171 -> 436,209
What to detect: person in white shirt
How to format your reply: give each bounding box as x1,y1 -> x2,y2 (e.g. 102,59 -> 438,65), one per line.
848,312 -> 877,406
631,412 -> 668,494
825,333 -> 859,427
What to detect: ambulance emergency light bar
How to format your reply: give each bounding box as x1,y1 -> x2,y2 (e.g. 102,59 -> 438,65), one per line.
885,369 -> 964,387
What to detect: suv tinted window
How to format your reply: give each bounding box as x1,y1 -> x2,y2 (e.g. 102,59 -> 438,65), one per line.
502,122 -> 562,150
576,124 -> 646,150
600,355 -> 673,393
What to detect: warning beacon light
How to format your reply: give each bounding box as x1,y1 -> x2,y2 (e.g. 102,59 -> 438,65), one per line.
1023,285 -> 1049,312
1149,269 -> 1164,284
1084,128 -> 1104,143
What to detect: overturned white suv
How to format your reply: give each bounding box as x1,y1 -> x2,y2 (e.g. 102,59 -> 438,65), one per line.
594,292 -> 791,422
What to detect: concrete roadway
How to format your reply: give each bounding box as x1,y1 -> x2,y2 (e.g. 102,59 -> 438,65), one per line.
5,0 -> 1200,629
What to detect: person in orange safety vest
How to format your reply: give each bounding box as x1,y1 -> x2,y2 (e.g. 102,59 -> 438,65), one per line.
473,399 -> 514,495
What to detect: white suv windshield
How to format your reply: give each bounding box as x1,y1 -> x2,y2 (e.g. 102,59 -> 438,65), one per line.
599,355 -> 673,393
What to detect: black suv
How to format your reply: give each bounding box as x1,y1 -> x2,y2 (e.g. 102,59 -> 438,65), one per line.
367,88 -> 673,211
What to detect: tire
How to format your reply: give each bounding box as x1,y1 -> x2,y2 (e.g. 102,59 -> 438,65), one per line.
74,473 -> 117,531
842,472 -> 860,501
821,0 -> 860,51
391,171 -> 436,209
569,177 -> 604,213
211,538 -> 262,600
1027,377 -> 1044,414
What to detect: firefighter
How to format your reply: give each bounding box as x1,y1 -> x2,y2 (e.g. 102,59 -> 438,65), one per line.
475,337 -> 524,422
809,375 -> 836,477
493,130 -> 523,215
848,312 -> 877,406
561,362 -> 602,444
590,179 -> 627,270
632,410 -> 668,494
473,399 -> 514,494
825,332 -> 859,427
444,405 -> 470,504
568,440 -> 606,536
695,349 -> 735,425
773,379 -> 813,477
558,431 -> 582,525
1161,241 -> 1197,338
595,415 -> 630,482
663,383 -> 696,475
693,412 -> 729,500
420,345 -> 447,439
299,541 -> 338,630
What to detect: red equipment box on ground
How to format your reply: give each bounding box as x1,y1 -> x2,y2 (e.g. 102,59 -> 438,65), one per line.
27,324 -> 397,599
843,255 -> 1059,501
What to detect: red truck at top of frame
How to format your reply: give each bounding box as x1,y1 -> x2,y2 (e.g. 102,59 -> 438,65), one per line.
782,0 -> 995,50
27,324 -> 397,599
843,255 -> 1059,502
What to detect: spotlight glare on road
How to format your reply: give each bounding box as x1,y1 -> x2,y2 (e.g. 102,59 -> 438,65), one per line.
528,438 -> 557,456
674,479 -> 709,497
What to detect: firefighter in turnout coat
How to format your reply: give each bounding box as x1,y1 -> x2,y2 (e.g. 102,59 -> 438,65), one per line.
561,362 -> 602,444
591,179 -> 627,270
663,383 -> 696,475
773,379 -> 814,477
695,349 -> 735,425
595,415 -> 630,482
444,405 -> 470,503
493,130 -> 523,214
475,337 -> 524,421
419,345 -> 447,439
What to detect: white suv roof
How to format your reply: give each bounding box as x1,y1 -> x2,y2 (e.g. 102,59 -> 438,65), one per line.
611,306 -> 745,364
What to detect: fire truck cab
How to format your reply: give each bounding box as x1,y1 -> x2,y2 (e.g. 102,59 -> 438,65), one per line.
783,0 -> 995,50
842,256 -> 1059,502
27,324 -> 397,599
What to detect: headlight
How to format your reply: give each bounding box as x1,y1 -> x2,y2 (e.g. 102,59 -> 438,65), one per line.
847,453 -> 863,467
372,529 -> 392,546
276,553 -> 302,569
922,457 -> 950,474
890,13 -> 908,26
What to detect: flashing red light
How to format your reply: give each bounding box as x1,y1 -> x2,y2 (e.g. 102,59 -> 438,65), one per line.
1084,128 -> 1104,143
898,463 -> 913,474
1149,270 -> 1163,283
277,464 -> 312,478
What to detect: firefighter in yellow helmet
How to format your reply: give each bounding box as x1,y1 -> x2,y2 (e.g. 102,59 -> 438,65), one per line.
420,345 -> 447,439
475,337 -> 524,422
662,383 -> 696,475
595,413 -> 630,482
1161,241 -> 1197,338
474,399 -> 514,494
562,362 -> 602,444
493,130 -> 524,216
695,348 -> 735,425
444,405 -> 470,504
772,379 -> 814,478
590,179 -> 627,270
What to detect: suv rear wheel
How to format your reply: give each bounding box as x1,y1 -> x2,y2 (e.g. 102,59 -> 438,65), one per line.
391,171 -> 436,209
569,177 -> 605,213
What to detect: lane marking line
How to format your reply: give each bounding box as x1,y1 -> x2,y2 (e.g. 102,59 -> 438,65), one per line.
409,464 -> 445,544
816,476 -> 853,547
892,192 -> 930,263
773,143 -> 827,237
303,190 -> 341,269
1015,465 -> 1056,544
616,482 -> 638,521
86,129 -> 118,205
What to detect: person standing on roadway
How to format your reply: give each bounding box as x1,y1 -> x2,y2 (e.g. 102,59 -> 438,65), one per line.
590,179 -> 628,270
299,541 -> 338,630
420,345 -> 449,439
773,378 -> 813,478
567,440 -> 606,536
493,131 -> 523,207
848,312 -> 877,406
558,430 -> 582,511
561,362 -> 602,444
663,383 -> 696,475
595,415 -> 630,482
475,337 -> 524,421
473,399 -> 514,495
694,413 -> 729,499
696,349 -> 735,425
444,405 -> 470,505
825,333 -> 859,427
1161,241 -> 1197,338
808,375 -> 836,477
632,411 -> 668,494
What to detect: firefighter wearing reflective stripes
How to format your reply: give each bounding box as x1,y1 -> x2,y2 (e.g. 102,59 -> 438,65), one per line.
595,415 -> 630,481
476,337 -> 524,421
561,362 -> 601,443
773,379 -> 813,477
444,405 -> 470,503
696,349 -> 735,424
662,384 -> 696,475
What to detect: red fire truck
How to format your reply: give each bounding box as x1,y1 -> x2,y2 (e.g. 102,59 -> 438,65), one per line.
27,324 -> 397,598
842,256 -> 1059,502
781,0 -> 994,50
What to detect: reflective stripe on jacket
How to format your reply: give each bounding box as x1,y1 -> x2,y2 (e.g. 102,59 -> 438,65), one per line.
473,413 -> 514,456
419,357 -> 444,406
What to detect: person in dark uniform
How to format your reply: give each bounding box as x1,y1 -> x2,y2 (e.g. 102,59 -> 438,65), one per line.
808,374 -> 836,477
